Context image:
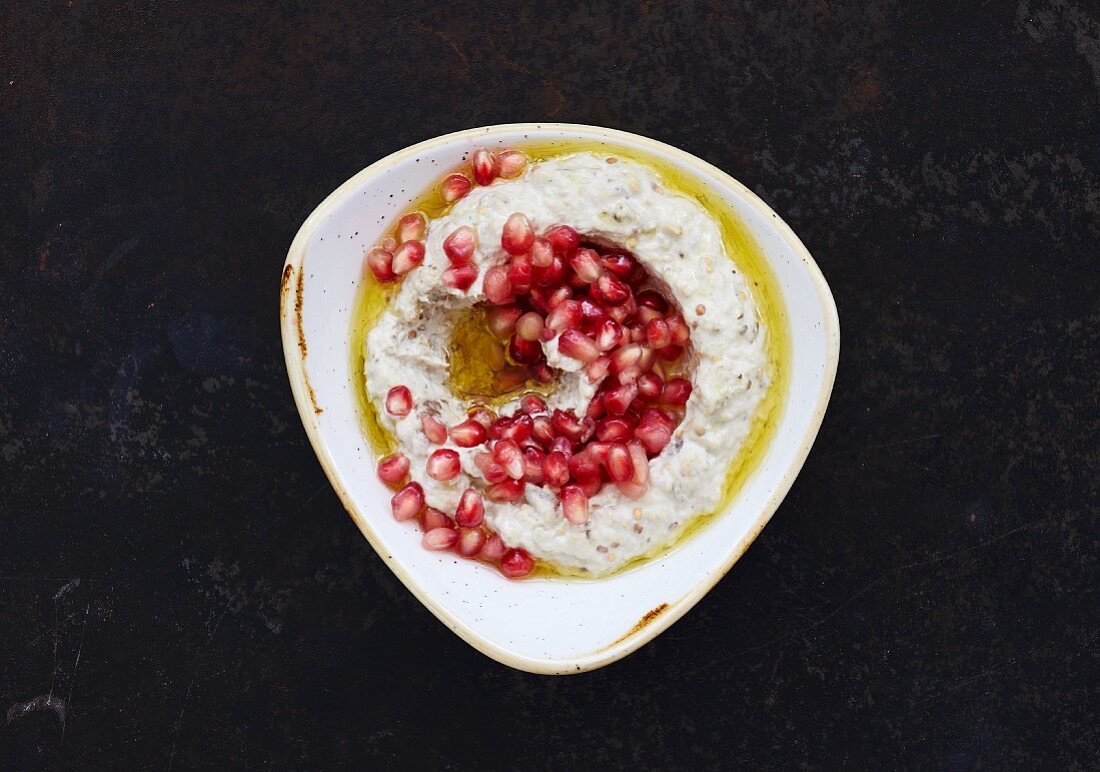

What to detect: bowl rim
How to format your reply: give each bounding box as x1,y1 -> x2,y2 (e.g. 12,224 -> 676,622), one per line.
280,122 -> 841,674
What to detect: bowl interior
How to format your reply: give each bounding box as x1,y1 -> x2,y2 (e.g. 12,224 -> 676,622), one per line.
281,124 -> 838,674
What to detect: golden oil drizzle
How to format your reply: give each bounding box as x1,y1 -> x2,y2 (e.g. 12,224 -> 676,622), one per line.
349,139 -> 790,580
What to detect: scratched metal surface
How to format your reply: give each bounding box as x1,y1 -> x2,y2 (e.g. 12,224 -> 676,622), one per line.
1,1 -> 1098,768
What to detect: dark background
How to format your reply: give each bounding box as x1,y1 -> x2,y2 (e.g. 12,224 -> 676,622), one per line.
2,0 -> 1098,768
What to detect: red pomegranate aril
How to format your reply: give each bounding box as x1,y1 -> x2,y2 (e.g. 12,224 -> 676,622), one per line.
423,527 -> 458,551
482,534 -> 508,562
595,319 -> 624,351
516,311 -> 544,341
531,415 -> 555,446
636,409 -> 674,454
577,477 -> 603,498
568,450 -> 601,483
391,481 -> 425,521
635,372 -> 663,402
392,240 -> 426,275
443,264 -> 477,292
486,305 -> 521,337
473,451 -> 508,484
472,147 -> 498,186
660,378 -> 693,406
365,248 -> 396,283
441,173 -> 472,202
442,225 -> 477,266
522,446 -> 546,483
479,266 -> 511,305
636,289 -> 669,313
509,334 -> 543,365
486,478 -> 526,503
545,284 -> 572,309
377,453 -> 410,486
604,382 -> 639,415
521,394 -> 547,414
398,212 -> 426,243
421,414 -> 448,444
585,356 -> 611,384
421,506 -> 450,531
455,526 -> 487,557
546,299 -> 583,332
542,450 -> 570,487
558,329 -> 601,364
637,346 -> 656,372
605,443 -> 634,482
507,254 -> 534,293
646,318 -> 672,349
468,406 -> 496,429
609,344 -> 642,374
533,253 -> 566,287
426,449 -> 461,481
601,252 -> 641,282
636,306 -> 664,326
659,344 -> 685,361
596,416 -> 635,443
628,441 -> 649,486
550,435 -> 573,458
385,385 -> 413,416
455,488 -> 485,527
499,414 -> 533,443
500,548 -> 535,578
666,313 -> 691,345
497,150 -> 528,179
551,409 -> 586,442
501,213 -> 535,255
450,420 -> 488,447
492,438 -> 525,479
594,272 -> 631,305
544,224 -> 580,254
586,392 -> 605,420
569,248 -> 603,283
530,237 -> 554,267
578,298 -> 609,330
561,484 -> 589,524
381,236 -> 397,253
533,364 -> 555,383
617,365 -> 642,385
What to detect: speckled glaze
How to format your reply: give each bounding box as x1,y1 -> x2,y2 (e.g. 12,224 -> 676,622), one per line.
281,124 -> 839,673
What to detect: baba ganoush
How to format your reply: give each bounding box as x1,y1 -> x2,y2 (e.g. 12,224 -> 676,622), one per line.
362,149 -> 772,577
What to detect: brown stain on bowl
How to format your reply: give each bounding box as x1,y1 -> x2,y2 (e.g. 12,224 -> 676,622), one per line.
291,263 -> 323,415
611,603 -> 670,645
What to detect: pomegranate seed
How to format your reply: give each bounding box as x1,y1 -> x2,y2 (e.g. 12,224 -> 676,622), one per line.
501,213 -> 535,255
578,298 -> 609,331
636,307 -> 664,326
595,319 -> 624,351
569,248 -> 603,283
516,311 -> 544,341
577,477 -> 603,498
601,252 -> 641,282
426,448 -> 461,481
646,318 -> 672,348
568,450 -> 601,483
421,506 -> 450,531
440,173 -> 472,202
392,240 -> 426,275
609,344 -> 643,375
659,344 -> 685,361
544,224 -> 580,254
667,313 -> 691,345
482,534 -> 508,561
385,385 -> 412,416
558,329 -> 601,364
604,443 -> 634,482
486,305 -> 521,337
531,415 -> 555,446
456,526 -> 487,557
545,284 -> 572,308
381,236 -> 397,253
397,212 -> 426,243
546,299 -> 583,332
423,526 -> 458,550
365,248 -> 396,283
480,266 -> 510,304
500,548 -> 534,578
509,334 -> 542,365
507,254 -> 533,293
420,414 -> 448,444
628,441 -> 649,485
636,372 -> 663,402
468,406 -> 496,429
561,484 -> 589,524
594,272 -> 630,305
377,453 -> 410,486
550,409 -> 584,442
596,416 -> 635,443
550,435 -> 573,458
455,488 -> 485,527
520,394 -> 547,414
586,393 -> 605,420
442,226 -> 476,266
542,450 -> 570,487
585,356 -> 611,383
499,414 -> 533,443
443,263 -> 478,292
391,481 -> 425,521
636,409 -> 674,454
486,478 -> 526,503
533,253 -> 566,286
533,364 -> 555,383
473,451 -> 508,484
603,382 -> 639,414
529,237 -> 554,267
450,420 -> 487,447
522,446 -> 546,483
637,345 -> 656,372
636,289 -> 669,313
617,365 -> 642,384
492,438 -> 525,479
660,378 -> 693,406
471,147 -> 498,186
496,149 -> 528,179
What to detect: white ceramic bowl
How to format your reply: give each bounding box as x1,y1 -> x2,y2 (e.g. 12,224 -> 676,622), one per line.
280,124 -> 839,674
